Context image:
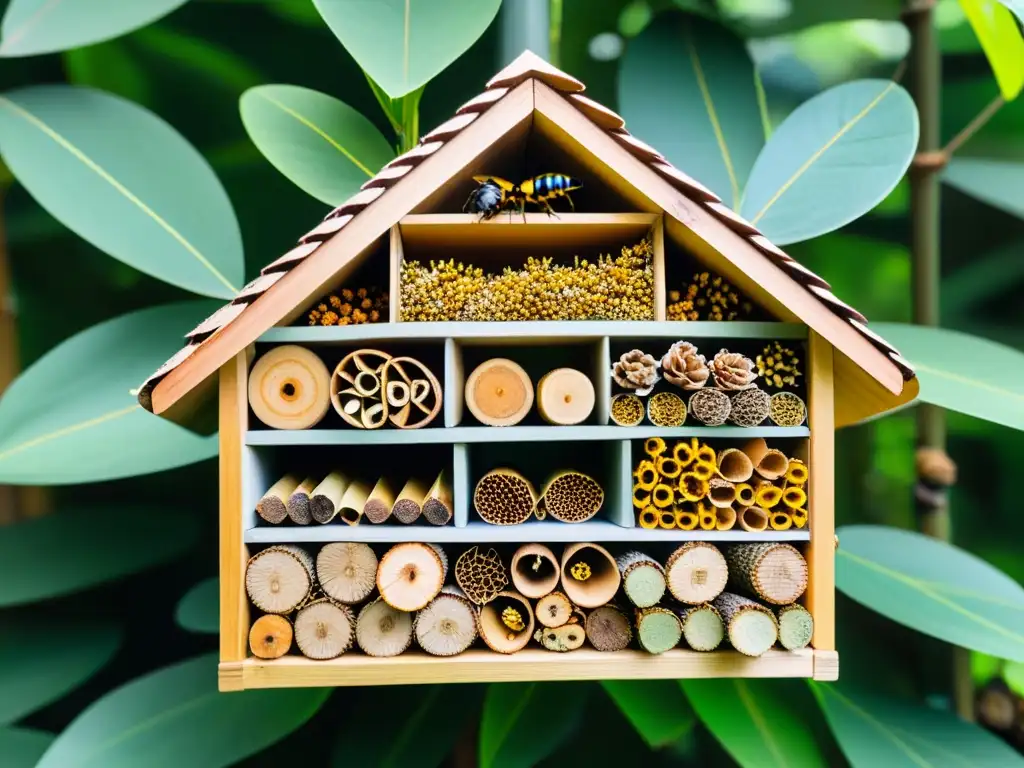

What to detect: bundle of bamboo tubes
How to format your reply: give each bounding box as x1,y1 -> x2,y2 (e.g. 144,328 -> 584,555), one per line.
474,467 -> 605,525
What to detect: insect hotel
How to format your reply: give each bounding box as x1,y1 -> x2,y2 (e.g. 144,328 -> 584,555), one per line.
137,51 -> 918,691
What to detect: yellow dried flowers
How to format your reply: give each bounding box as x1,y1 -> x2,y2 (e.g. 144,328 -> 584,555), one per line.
399,237 -> 655,321
755,341 -> 802,389
306,286 -> 388,326
667,271 -> 753,321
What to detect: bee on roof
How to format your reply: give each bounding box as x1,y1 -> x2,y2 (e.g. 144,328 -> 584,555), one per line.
462,174 -> 583,221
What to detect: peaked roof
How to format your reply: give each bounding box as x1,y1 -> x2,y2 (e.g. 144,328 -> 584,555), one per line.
138,50 -> 916,429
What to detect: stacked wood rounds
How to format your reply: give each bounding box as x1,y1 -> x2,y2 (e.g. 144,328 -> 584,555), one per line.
465,358 -> 534,426
248,345 -> 332,430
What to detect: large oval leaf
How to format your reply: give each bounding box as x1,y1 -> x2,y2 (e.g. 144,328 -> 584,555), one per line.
176,578 -> 218,634
836,525 -> 1024,661
945,158 -> 1024,220
240,85 -> 394,205
681,679 -> 828,767
814,683 -> 1024,766
959,0 -> 1024,101
601,680 -> 696,749
870,323 -> 1024,430
0,727 -> 55,767
0,0 -> 188,57
740,79 -> 918,245
36,653 -> 330,768
0,85 -> 243,298
0,301 -> 220,484
0,618 -> 121,723
312,0 -> 502,99
618,13 -> 767,208
479,682 -> 585,768
0,507 -> 200,607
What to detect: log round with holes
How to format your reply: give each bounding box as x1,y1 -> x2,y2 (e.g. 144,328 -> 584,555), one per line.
245,545 -> 313,614
248,614 -> 293,659
248,345 -> 331,430
664,542 -> 728,605
356,598 -> 413,658
536,368 -> 595,425
535,590 -> 573,628
377,542 -> 448,611
414,586 -> 478,656
316,542 -> 378,604
724,542 -> 808,605
464,358 -> 534,427
534,622 -> 586,652
478,590 -> 534,653
294,599 -> 355,659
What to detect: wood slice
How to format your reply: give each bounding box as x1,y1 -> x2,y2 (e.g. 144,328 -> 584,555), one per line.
511,543 -> 560,598
363,477 -> 397,524
245,545 -> 313,614
713,592 -> 778,657
310,471 -> 349,524
422,470 -> 453,526
474,469 -> 537,525
585,605 -> 633,652
665,542 -> 728,605
248,345 -> 331,430
536,368 -> 595,425
286,476 -> 318,525
560,543 -> 621,608
249,614 -> 293,659
317,542 -> 378,604
636,607 -> 682,654
725,543 -> 808,605
338,480 -> 371,525
464,358 -> 534,427
294,599 -> 355,660
383,357 -> 443,429
672,603 -> 725,651
541,471 -> 604,523
536,590 -> 573,628
775,603 -> 814,651
377,542 -> 448,611
616,551 -> 666,608
534,623 -> 585,652
256,474 -> 299,524
455,546 -> 508,605
356,598 -> 413,657
478,590 -> 534,653
392,477 -> 428,524
415,586 -> 478,656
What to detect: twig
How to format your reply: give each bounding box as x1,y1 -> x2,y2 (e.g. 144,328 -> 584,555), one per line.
943,94 -> 1005,157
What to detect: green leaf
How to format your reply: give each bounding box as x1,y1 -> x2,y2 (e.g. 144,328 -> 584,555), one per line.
959,0 -> 1024,100
479,682 -> 585,768
740,79 -> 919,245
0,0 -> 188,57
133,27 -> 262,94
1005,660 -> 1024,696
945,158 -> 1024,219
813,682 -> 1024,766
0,86 -> 243,299
333,684 -> 484,767
311,0 -> 502,99
836,525 -> 1024,661
36,653 -> 331,768
618,13 -> 766,208
941,240 -> 1024,321
64,41 -> 151,104
681,679 -> 828,767
240,84 -> 394,206
0,507 -> 200,607
0,727 -> 55,767
869,323 -> 1024,431
1000,1 -> 1024,24
0,301 -> 220,485
0,618 -> 120,724
176,578 -> 218,634
601,680 -> 696,748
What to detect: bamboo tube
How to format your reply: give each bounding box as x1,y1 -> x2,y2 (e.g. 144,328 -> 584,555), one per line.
248,345 -> 331,430
455,546 -> 508,605
656,456 -> 681,479
338,479 -> 371,525
536,590 -> 573,628
738,506 -> 770,532
245,545 -> 313,614
791,507 -> 808,528
665,542 -> 728,605
377,542 -> 448,611
536,368 -> 595,425
478,590 -> 534,653
392,477 -> 429,524
651,483 -> 674,508
585,604 -> 633,652
708,478 -> 737,508
786,459 -> 809,486
285,476 -> 317,525
717,449 -> 753,483
675,506 -> 699,530
362,476 -> 396,524
770,511 -> 793,531
632,487 -> 651,509
510,544 -> 559,599
473,469 -> 537,525
677,472 -> 708,502
735,482 -> 755,506
638,507 -> 659,529
634,460 -> 658,490
671,603 -> 724,652
636,607 -> 683,654
248,615 -> 293,659
541,471 -> 604,523
644,436 -> 667,457
534,623 -> 586,652
775,604 -> 814,651
415,586 -> 478,656
256,474 -> 299,524
422,470 -> 453,526
658,510 -> 677,529
356,598 -> 413,657
698,503 -> 716,530
294,599 -> 355,660
560,543 -> 621,608
384,357 -> 443,429
464,358 -> 534,427
753,480 -> 783,509
715,505 -> 737,531
330,349 -> 391,428
742,437 -> 789,481
782,486 -> 807,509
309,471 -> 349,524
617,551 -> 666,608
725,543 -> 809,605
713,592 -> 778,657
316,542 -> 377,604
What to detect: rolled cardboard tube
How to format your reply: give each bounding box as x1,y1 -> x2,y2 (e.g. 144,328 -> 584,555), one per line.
717,448 -> 754,483
716,505 -> 737,531
708,478 -> 737,508
560,543 -> 621,608
511,544 -> 560,599
739,506 -> 770,532
478,591 -> 535,654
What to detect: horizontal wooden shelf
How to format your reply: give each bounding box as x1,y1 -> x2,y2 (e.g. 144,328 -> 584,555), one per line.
245,424 -> 810,446
222,647 -> 831,690
399,212 -> 659,249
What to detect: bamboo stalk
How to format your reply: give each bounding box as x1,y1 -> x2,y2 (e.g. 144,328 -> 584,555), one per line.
422,470 -> 453,526
362,476 -> 396,524
248,614 -> 293,659
392,477 -> 429,524
256,474 -> 299,525
309,471 -> 349,524
286,476 -> 319,525
338,479 -> 371,525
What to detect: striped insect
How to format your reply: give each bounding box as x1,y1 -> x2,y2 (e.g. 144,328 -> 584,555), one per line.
463,174 -> 583,221
520,173 -> 582,216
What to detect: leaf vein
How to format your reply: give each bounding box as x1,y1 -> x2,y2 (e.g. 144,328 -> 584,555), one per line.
0,404 -> 140,462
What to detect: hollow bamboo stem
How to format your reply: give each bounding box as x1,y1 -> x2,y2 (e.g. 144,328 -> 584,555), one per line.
392,477 -> 429,524
256,474 -> 299,525
422,470 -> 453,526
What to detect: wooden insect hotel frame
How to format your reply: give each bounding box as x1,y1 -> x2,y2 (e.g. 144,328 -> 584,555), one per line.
138,51 -> 918,691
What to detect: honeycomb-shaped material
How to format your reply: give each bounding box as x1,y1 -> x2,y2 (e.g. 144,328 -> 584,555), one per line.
647,391 -> 686,426
474,469 -> 537,525
769,391 -> 807,427
610,393 -> 645,426
455,546 -> 509,605
729,387 -> 770,427
688,388 -> 731,426
543,471 -> 604,523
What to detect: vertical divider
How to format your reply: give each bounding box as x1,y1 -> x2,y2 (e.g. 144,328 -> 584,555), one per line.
389,224 -> 403,323
594,336 -> 611,425
805,332 -> 835,651
652,215 -> 666,321
444,338 -> 464,428
607,439 -> 636,528
453,443 -> 469,527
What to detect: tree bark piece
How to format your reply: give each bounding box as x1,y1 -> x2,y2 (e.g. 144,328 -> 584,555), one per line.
510,543 -> 560,598
713,592 -> 778,657
478,590 -> 534,653
245,545 -> 313,614
455,546 -> 508,605
356,598 -> 413,657
616,551 -> 666,608
310,471 -> 350,524
317,542 -> 378,604
415,586 -> 478,656
465,358 -> 534,427
377,542 -> 448,611
294,599 -> 355,660
422,470 -> 453,526
338,479 -> 371,525
473,469 -> 538,525
536,590 -> 573,628
248,344 -> 331,430
671,603 -> 725,651
636,607 -> 683,654
534,623 -> 586,652
536,367 -> 595,425
392,477 -> 428,524
775,603 -> 814,651
362,476 -> 396,524
541,471 -> 604,523
249,614 -> 293,659
286,476 -> 319,525
665,542 -> 728,605
725,543 -> 808,605
256,474 -> 299,524
738,506 -> 769,532
717,449 -> 753,483
585,605 -> 633,652
560,543 -> 621,608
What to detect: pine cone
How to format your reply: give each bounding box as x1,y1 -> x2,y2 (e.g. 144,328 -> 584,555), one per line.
612,350 -> 659,393
711,349 -> 758,390
661,341 -> 709,390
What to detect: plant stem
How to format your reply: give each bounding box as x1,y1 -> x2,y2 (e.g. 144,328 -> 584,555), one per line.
549,0 -> 563,68
943,94 -> 1005,156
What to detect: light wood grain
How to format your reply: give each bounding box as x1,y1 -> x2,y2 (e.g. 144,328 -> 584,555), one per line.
389,225 -> 403,323
219,352 -> 249,673
834,352 -> 919,428
813,649 -> 839,681
806,332 -> 835,651
652,214 -> 666,321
